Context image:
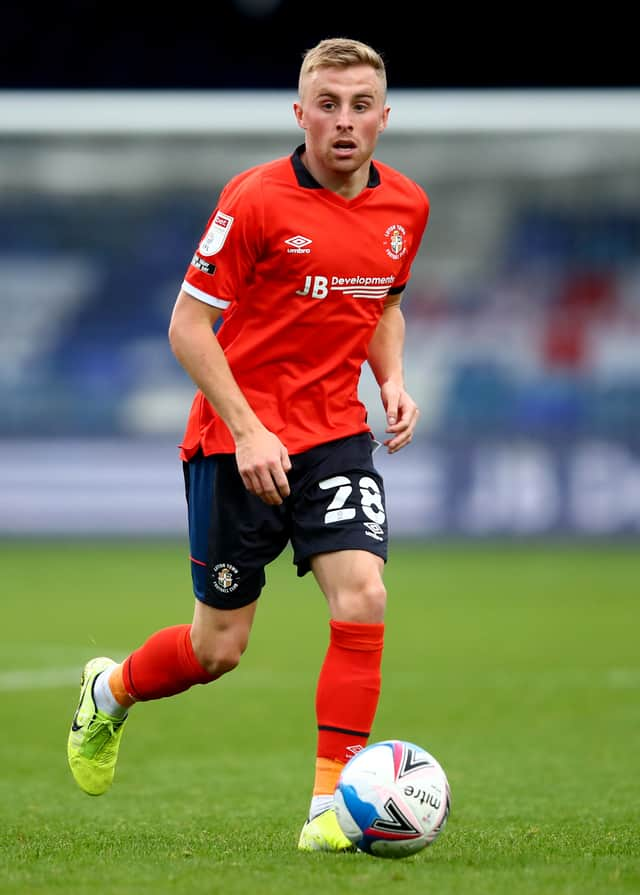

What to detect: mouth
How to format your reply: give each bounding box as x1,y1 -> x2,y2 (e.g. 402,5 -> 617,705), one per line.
333,139 -> 357,154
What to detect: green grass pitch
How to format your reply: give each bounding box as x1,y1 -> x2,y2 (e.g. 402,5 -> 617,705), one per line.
0,539 -> 638,894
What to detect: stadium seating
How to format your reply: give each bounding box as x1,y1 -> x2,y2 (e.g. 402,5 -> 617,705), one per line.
1,198 -> 639,442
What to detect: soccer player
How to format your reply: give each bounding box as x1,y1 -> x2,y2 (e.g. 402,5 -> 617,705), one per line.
67,36 -> 429,852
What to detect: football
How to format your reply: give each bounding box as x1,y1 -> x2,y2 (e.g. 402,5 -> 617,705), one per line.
334,739 -> 451,858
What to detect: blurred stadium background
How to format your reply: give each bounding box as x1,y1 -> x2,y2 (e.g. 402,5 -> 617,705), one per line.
1,7 -> 639,541
2,88 -> 639,539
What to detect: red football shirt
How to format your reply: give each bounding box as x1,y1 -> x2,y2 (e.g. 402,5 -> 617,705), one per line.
180,145 -> 429,458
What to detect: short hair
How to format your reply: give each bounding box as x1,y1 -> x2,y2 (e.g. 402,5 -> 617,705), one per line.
298,37 -> 387,98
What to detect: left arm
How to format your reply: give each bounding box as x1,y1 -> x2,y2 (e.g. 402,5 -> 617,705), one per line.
367,293 -> 420,453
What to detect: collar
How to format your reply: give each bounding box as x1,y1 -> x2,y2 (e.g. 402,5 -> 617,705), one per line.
290,144 -> 381,189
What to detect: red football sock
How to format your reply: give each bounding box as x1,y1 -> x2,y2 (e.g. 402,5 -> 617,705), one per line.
315,619 -> 385,770
121,624 -> 217,701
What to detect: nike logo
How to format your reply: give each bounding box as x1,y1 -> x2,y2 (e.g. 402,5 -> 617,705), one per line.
70,678 -> 90,732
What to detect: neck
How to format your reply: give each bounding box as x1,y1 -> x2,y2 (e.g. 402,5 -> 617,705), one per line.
300,149 -> 370,200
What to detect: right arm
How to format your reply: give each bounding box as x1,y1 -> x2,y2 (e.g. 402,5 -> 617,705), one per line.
168,289 -> 291,505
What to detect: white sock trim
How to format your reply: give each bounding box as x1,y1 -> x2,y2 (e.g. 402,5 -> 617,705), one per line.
93,667 -> 127,718
309,794 -> 334,820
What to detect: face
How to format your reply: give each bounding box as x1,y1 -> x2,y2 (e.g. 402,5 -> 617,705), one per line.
294,65 -> 390,183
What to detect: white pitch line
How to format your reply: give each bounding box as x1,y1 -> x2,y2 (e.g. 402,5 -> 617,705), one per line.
0,668 -> 80,691
1,665 -> 638,693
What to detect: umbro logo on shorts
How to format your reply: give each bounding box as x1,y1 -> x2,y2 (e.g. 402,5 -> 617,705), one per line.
364,521 -> 385,541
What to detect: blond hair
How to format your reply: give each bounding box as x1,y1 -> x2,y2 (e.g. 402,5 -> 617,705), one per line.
298,37 -> 387,98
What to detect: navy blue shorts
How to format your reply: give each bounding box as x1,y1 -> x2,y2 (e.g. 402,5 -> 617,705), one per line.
183,433 -> 388,609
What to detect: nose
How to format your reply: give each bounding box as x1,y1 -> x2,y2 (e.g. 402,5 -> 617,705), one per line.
335,104 -> 354,130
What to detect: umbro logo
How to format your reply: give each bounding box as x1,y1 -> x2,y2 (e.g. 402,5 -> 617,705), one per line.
284,235 -> 312,254
364,521 -> 385,542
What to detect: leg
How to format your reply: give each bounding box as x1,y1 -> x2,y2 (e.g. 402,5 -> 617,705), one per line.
292,434 -> 389,850
311,548 -> 386,768
298,549 -> 386,851
116,595 -> 258,702
190,598 -> 258,677
67,599 -> 258,797
68,450 -> 283,796
66,600 -> 258,797
311,548 -> 386,622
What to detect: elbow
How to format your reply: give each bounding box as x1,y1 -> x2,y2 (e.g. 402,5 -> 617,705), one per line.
168,313 -> 184,361
167,317 -> 178,356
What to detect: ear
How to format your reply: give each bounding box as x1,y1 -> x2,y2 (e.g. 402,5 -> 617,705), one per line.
293,102 -> 305,130
379,105 -> 391,133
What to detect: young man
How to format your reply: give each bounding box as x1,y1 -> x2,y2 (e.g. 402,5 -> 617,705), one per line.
67,37 -> 429,852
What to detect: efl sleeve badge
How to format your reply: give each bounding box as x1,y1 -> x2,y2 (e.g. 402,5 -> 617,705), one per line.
199,211 -> 235,256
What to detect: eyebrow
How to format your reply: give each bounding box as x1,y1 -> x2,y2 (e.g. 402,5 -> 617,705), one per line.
316,91 -> 376,101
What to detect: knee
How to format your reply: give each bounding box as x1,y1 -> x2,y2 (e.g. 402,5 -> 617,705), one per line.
336,577 -> 387,623
198,649 -> 241,678
191,631 -> 248,678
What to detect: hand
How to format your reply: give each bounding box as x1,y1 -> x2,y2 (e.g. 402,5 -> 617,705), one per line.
235,428 -> 292,505
380,382 -> 420,454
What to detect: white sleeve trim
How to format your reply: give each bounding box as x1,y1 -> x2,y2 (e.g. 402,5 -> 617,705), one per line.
181,280 -> 230,309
